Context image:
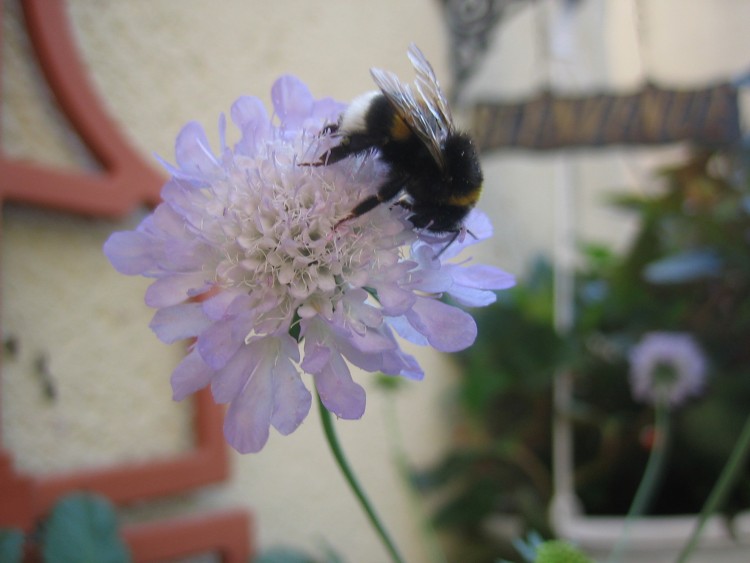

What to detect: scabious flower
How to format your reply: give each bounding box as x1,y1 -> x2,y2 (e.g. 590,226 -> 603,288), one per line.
628,332 -> 708,408
104,75 -> 514,453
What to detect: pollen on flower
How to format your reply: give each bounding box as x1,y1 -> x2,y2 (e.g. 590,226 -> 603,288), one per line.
103,74 -> 515,453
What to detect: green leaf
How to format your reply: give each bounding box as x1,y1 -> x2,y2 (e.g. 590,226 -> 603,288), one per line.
41,493 -> 130,563
0,529 -> 24,563
534,540 -> 592,563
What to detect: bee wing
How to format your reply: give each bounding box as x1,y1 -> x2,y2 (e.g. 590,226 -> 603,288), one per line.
370,44 -> 454,171
407,43 -> 455,134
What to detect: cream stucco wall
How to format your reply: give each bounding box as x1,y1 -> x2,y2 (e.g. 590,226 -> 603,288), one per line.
4,1 -> 750,562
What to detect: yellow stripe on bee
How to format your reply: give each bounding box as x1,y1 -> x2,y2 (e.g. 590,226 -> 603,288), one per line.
448,189 -> 481,207
390,116 -> 412,141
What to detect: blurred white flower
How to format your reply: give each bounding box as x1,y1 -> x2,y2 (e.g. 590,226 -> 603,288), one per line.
628,332 -> 708,408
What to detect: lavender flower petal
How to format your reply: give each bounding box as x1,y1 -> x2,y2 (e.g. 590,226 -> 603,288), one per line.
445,264 -> 516,307
103,231 -> 157,275
171,348 -> 213,401
144,273 -> 210,308
405,298 -> 478,352
223,355 -> 275,454
149,303 -> 211,343
197,318 -> 244,371
231,96 -> 271,157
312,350 -> 366,420
210,343 -> 261,404
271,337 -> 311,435
272,75 -> 314,130
174,121 -> 223,181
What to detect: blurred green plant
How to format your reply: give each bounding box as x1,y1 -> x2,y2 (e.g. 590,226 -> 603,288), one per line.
417,147 -> 750,561
571,150 -> 750,517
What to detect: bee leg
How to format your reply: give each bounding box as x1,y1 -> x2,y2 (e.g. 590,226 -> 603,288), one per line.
335,174 -> 406,229
334,196 -> 379,229
434,229 -> 462,259
433,226 -> 481,259
304,133 -> 385,167
392,199 -> 413,211
298,123 -> 341,166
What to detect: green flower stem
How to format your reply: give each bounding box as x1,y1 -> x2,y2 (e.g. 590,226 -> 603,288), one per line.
317,393 -> 405,563
608,403 -> 671,563
676,412 -> 750,563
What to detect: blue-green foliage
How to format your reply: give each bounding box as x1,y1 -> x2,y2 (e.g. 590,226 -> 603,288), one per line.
253,545 -> 346,563
40,493 -> 129,563
0,529 -> 24,563
0,492 -> 129,563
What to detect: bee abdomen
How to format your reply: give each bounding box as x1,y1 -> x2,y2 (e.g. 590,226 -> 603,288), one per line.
447,190 -> 481,207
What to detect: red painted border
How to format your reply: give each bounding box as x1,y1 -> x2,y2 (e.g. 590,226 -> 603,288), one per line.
0,2 -> 250,560
0,0 -> 163,216
0,389 -> 228,517
123,510 -> 252,563
32,389 -> 228,515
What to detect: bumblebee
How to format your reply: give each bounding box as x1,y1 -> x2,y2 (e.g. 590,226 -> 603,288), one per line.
311,44 -> 483,245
